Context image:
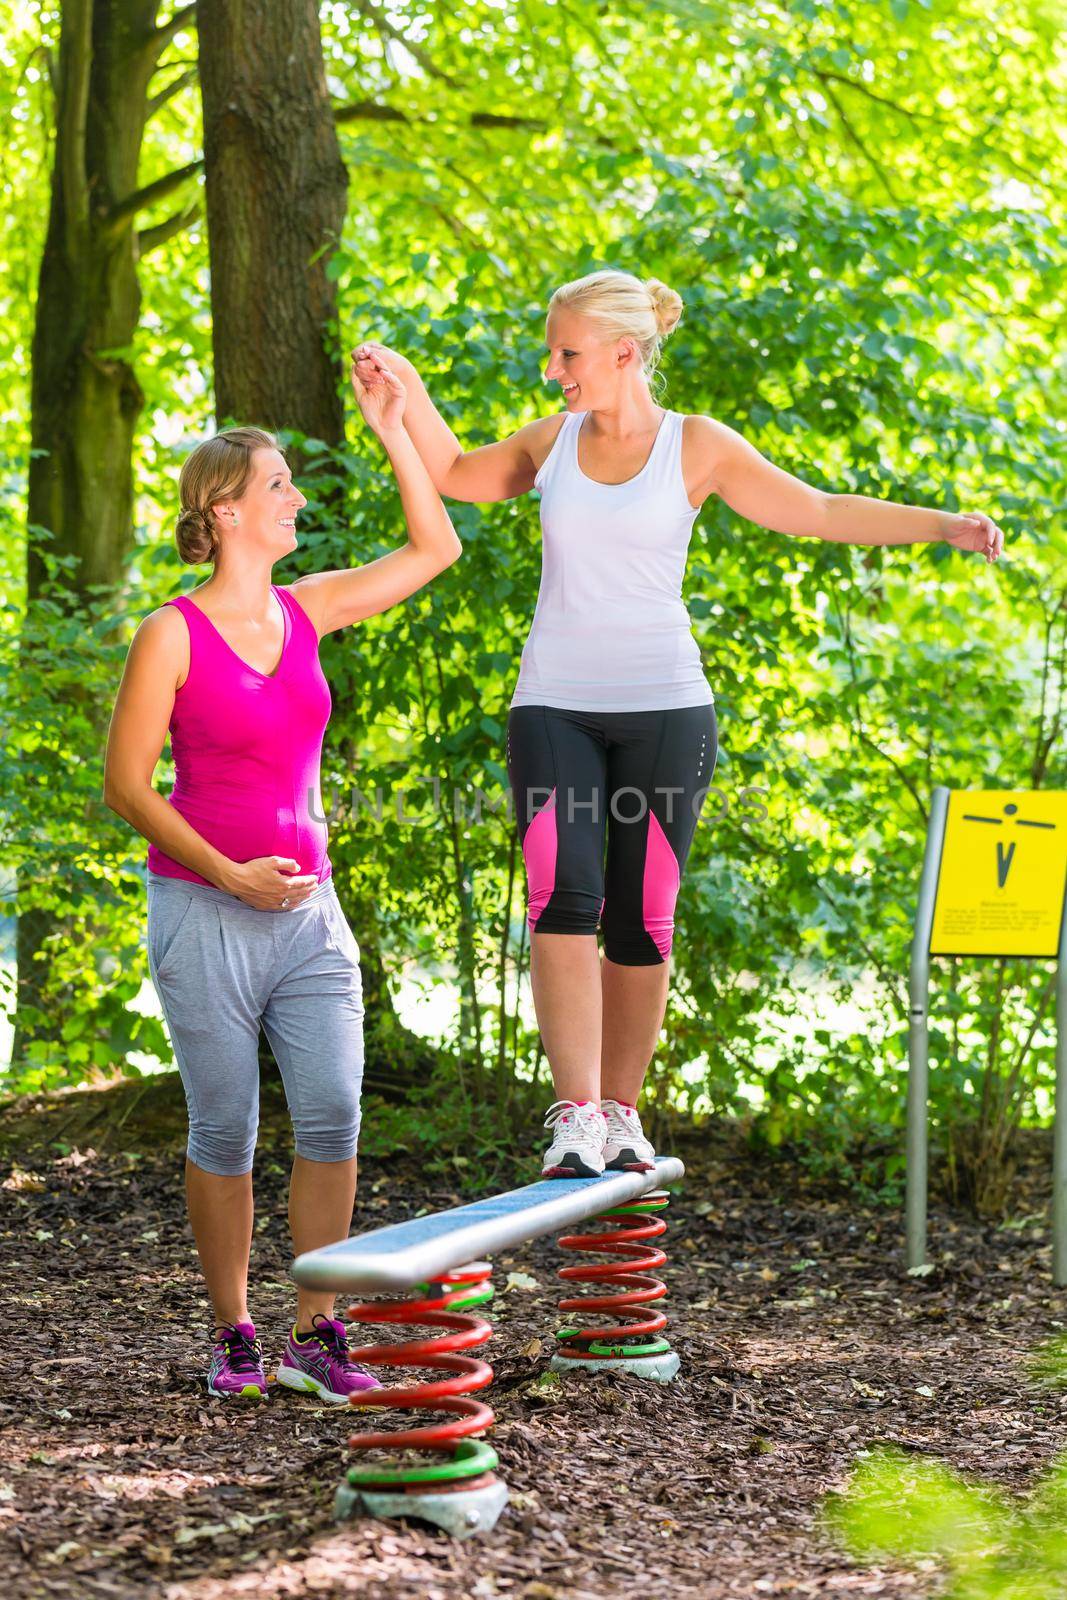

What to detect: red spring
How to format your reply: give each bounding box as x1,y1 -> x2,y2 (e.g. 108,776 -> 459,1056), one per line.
343,1261 -> 501,1496
554,1191 -> 674,1362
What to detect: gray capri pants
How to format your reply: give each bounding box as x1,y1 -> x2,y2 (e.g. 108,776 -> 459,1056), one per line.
146,870 -> 365,1176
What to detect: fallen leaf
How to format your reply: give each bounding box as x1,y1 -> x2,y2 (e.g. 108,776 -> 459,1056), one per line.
175,1522 -> 230,1546
1,1169 -> 45,1193
42,1542 -> 85,1564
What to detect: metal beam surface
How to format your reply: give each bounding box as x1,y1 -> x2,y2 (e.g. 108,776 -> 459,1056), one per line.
292,1157 -> 685,1293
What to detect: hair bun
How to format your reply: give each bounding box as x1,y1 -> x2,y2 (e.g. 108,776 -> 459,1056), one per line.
645,278 -> 683,337
175,505 -> 217,565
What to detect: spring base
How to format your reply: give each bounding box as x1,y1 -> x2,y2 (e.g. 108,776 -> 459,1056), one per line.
334,1476 -> 509,1537
340,1263 -> 506,1537
552,1189 -> 681,1384
550,1348 -> 680,1382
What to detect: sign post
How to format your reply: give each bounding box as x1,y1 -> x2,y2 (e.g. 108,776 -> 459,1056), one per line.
906,787 -> 1067,1281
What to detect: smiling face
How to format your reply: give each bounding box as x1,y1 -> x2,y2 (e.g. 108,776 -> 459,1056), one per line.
212,447 -> 307,555
543,307 -> 641,410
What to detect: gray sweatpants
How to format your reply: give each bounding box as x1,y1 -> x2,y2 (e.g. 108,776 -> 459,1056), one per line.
146,870 -> 365,1176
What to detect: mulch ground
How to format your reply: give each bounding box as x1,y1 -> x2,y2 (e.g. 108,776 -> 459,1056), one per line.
2,1080 -> 1066,1600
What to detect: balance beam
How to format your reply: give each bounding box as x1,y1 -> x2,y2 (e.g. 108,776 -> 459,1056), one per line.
290,1156 -> 686,1537
291,1156 -> 685,1294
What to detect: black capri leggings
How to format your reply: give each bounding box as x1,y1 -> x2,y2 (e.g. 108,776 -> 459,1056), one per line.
506,702 -> 718,966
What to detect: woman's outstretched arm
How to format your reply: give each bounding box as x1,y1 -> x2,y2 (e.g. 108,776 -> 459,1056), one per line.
354,341 -> 554,504
690,415 -> 1004,561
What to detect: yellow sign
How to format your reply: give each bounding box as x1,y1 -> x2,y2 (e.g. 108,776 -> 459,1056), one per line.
929,790 -> 1067,958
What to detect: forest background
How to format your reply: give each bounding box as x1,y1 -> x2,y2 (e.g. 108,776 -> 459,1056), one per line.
0,0 -> 1064,1217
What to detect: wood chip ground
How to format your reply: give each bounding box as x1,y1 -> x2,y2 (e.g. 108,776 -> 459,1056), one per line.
2,1084 -> 1064,1598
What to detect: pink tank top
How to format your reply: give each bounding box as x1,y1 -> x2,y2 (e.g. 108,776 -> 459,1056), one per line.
147,584 -> 333,888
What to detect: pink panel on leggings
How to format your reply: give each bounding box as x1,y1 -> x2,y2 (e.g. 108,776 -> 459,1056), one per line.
524,787 -> 559,929
642,811 -> 681,960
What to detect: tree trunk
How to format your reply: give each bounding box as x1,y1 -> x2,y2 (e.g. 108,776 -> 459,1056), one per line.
26,1 -> 160,600
196,0 -> 347,445
196,0 -> 424,1090
14,0 -> 194,1066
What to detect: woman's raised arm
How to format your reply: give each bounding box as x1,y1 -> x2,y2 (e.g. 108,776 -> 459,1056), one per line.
290,354 -> 462,635
354,341 -> 552,504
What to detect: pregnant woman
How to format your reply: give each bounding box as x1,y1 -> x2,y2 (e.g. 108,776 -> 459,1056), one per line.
356,266 -> 1003,1180
103,356 -> 460,1398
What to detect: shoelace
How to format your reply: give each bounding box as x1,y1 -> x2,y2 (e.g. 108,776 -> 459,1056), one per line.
543,1099 -> 605,1138
602,1099 -> 638,1127
303,1315 -> 373,1375
213,1324 -> 262,1375
602,1100 -> 652,1145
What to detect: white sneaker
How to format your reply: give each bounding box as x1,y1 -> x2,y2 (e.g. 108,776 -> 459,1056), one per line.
601,1099 -> 656,1172
541,1100 -> 607,1179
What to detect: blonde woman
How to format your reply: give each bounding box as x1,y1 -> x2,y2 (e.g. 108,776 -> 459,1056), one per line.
103,355 -> 460,1398
357,267 -> 1003,1179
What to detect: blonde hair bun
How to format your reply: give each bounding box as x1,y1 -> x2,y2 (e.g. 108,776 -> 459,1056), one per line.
644,277 -> 683,337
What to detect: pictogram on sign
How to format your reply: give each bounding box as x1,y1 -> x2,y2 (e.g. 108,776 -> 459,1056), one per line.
929,790 -> 1067,958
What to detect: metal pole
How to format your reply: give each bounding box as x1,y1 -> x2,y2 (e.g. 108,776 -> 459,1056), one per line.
906,786 -> 950,1272
1053,900 -> 1067,1285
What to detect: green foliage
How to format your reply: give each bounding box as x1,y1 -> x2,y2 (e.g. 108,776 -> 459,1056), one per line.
0,540 -> 173,1088
1025,1336 -> 1067,1391
826,1444 -> 1067,1597
356,1076 -> 549,1191
1,0 -> 1065,1208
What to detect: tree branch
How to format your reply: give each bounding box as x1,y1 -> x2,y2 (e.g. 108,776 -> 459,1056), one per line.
107,157 -> 203,231
811,68 -> 943,131
1031,588 -> 1067,786
348,0 -> 458,86
59,0 -> 93,241
810,65 -> 1058,193
428,202 -> 484,246
334,98 -> 408,127
333,99 -> 550,134
147,64 -> 197,116
819,78 -> 901,204
332,97 -> 625,157
1002,967 -> 1058,1108
151,3 -> 196,56
137,196 -> 201,254
16,42 -> 52,95
816,880 -> 908,1019
829,586 -> 928,821
469,110 -> 550,132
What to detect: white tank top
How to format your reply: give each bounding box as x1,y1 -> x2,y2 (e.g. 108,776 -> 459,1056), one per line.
510,408 -> 715,712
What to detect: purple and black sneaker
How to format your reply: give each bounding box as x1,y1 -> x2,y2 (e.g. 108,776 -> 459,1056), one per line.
207,1320 -> 268,1399
276,1314 -> 380,1404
